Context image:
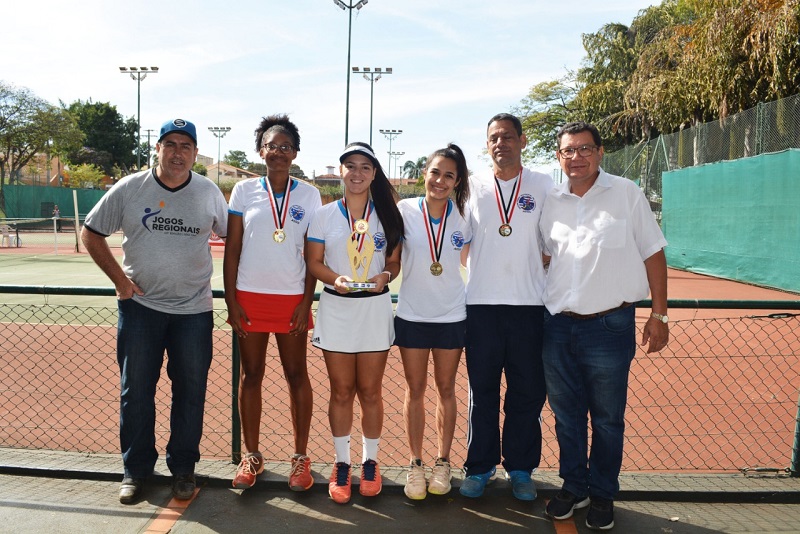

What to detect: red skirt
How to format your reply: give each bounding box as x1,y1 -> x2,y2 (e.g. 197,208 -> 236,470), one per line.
234,290 -> 314,334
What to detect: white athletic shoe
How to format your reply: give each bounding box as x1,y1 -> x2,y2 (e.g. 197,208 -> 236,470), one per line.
428,458 -> 452,495
404,459 -> 427,500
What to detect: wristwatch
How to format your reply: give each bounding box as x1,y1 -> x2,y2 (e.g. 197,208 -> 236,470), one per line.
650,312 -> 669,323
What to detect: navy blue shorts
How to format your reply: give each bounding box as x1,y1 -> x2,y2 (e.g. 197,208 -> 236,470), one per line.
393,316 -> 466,350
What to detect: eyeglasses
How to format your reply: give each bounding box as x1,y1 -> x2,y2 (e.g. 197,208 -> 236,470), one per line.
557,145 -> 599,159
262,143 -> 295,154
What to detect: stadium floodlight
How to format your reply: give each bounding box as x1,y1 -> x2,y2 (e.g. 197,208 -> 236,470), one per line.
379,129 -> 403,178
334,0 -> 369,145
208,127 -> 232,186
119,66 -> 159,169
352,67 -> 392,145
389,151 -> 405,179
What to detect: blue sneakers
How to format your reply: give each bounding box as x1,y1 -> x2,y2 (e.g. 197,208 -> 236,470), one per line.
506,470 -> 537,501
459,467 -> 496,498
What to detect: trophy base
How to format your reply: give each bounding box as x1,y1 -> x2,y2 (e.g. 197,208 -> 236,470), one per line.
344,282 -> 377,290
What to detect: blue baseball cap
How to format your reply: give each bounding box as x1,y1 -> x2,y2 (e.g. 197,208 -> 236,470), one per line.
158,118 -> 197,144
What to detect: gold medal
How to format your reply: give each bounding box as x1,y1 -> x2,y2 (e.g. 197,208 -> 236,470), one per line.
499,224 -> 512,237
273,229 -> 286,243
430,262 -> 443,276
354,218 -> 369,235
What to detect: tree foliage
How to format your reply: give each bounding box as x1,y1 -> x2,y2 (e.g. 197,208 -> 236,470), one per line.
0,82 -> 83,207
223,150 -> 250,169
247,162 -> 266,175
401,157 -> 427,181
513,78 -> 578,162
63,100 -> 137,174
192,163 -> 207,176
516,0 -> 800,158
67,163 -> 105,189
289,163 -> 308,180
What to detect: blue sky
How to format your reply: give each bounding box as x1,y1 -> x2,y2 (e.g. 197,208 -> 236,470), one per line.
3,0 -> 656,178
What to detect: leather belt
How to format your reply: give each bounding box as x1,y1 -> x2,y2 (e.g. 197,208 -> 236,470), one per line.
559,302 -> 633,320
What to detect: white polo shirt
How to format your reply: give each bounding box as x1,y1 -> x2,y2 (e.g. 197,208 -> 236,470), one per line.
395,197 -> 472,322
307,199 -> 388,290
466,167 -> 554,306
228,177 -> 321,294
539,169 -> 667,315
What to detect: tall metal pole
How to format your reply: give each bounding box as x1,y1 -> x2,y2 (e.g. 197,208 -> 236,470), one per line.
208,127 -> 231,186
345,5 -> 353,146
119,67 -> 158,170
136,78 -> 141,169
353,67 -> 392,146
142,129 -> 156,168
379,129 -> 402,178
368,72 -> 374,145
334,0 -> 368,146
390,151 -> 405,181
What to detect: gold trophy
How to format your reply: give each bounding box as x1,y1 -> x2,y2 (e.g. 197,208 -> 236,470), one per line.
345,220 -> 377,290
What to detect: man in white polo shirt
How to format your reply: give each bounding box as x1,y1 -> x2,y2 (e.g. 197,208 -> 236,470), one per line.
539,121 -> 669,530
461,113 -> 554,501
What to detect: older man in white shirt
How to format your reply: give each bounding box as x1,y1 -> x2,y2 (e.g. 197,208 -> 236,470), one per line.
539,121 -> 668,531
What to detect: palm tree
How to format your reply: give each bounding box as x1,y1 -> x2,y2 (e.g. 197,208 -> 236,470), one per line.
401,156 -> 427,180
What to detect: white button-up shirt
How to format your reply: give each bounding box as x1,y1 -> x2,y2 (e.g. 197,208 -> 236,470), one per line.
539,169 -> 667,315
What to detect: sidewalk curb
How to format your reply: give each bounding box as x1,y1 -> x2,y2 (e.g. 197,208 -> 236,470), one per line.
3,462 -> 799,504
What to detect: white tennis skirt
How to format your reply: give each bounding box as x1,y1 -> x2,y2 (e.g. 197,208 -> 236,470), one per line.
312,289 -> 395,353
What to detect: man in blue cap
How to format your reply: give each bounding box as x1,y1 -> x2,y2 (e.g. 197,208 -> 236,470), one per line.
81,119 -> 228,504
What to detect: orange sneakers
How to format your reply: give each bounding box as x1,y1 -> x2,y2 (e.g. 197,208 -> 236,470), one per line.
232,452 -> 264,489
359,459 -> 382,497
328,462 -> 352,504
289,454 -> 314,491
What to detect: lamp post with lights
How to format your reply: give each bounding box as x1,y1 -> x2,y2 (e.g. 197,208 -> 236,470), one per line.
352,67 -> 391,146
208,127 -> 231,186
118,66 -> 159,170
333,0 -> 368,146
390,151 -> 405,181
141,128 -> 156,168
379,129 -> 402,178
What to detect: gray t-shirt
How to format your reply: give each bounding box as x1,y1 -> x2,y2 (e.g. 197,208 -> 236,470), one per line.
84,169 -> 228,314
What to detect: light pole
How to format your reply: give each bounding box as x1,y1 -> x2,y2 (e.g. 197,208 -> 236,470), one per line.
141,128 -> 156,168
208,126 -> 231,186
390,151 -> 405,181
379,129 -> 402,178
119,66 -> 159,170
333,0 -> 369,146
352,67 -> 392,146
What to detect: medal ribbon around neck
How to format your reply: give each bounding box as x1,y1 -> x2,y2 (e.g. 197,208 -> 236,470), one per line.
494,166 -> 523,229
422,199 -> 448,273
265,177 -> 293,237
342,197 -> 373,253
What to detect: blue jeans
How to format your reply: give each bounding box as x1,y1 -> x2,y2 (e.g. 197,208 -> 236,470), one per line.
117,298 -> 213,478
464,305 -> 546,476
542,306 -> 636,500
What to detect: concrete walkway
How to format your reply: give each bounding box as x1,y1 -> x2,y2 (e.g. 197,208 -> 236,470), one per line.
2,448 -> 799,533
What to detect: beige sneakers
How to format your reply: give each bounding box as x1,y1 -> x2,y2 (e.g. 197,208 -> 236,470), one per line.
428,458 -> 452,495
404,459 -> 427,500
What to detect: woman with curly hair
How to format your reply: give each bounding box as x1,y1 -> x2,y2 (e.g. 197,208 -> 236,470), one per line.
224,114 -> 321,491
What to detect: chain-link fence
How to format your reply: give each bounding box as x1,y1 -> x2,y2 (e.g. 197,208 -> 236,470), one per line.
1,289 -> 799,474
603,93 -> 800,217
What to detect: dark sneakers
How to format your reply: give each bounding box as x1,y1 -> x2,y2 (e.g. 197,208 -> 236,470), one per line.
586,497 -> 615,530
546,489 -> 590,520
119,477 -> 144,504
172,473 -> 197,500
